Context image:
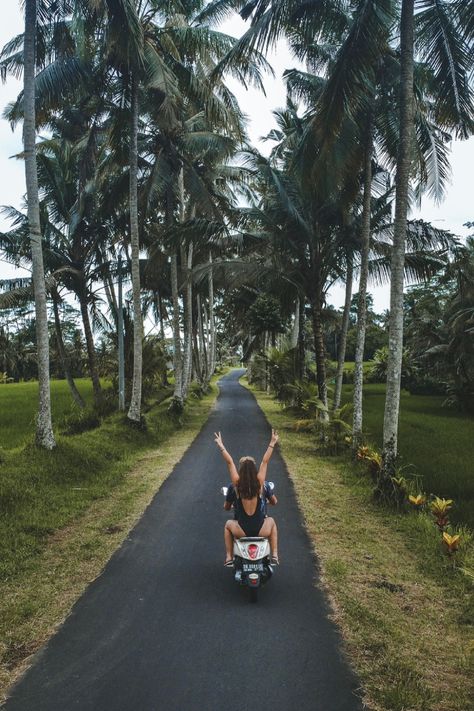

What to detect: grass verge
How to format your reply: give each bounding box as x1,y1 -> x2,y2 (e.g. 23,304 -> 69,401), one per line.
244,379 -> 474,711
341,383 -> 474,529
0,373 -> 225,701
0,378 -> 105,450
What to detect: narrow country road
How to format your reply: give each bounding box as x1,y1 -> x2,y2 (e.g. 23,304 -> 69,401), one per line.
4,370 -> 363,711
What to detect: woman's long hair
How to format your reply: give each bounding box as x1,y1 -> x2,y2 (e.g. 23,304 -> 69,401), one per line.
237,457 -> 260,499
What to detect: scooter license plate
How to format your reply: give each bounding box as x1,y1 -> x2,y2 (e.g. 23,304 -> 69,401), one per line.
243,562 -> 264,572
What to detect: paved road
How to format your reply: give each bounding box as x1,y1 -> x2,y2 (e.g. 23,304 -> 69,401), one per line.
4,370 -> 362,711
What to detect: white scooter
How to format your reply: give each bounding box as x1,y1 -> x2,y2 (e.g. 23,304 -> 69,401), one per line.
221,482 -> 276,603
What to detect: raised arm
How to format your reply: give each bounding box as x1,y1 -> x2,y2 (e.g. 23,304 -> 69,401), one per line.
214,432 -> 239,486
257,429 -> 279,486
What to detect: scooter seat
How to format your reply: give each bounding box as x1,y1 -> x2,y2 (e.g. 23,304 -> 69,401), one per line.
239,536 -> 268,542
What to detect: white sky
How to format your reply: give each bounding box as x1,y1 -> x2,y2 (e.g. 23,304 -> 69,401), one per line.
1,6 -> 473,313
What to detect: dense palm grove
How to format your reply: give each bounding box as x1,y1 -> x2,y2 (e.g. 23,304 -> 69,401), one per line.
0,0 -> 472,490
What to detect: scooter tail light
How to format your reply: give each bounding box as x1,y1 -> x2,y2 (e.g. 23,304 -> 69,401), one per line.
247,544 -> 259,559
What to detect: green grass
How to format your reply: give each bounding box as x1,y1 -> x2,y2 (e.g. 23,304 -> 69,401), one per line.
329,360 -> 371,374
341,383 -> 474,530
0,379 -> 105,450
0,405 -> 159,582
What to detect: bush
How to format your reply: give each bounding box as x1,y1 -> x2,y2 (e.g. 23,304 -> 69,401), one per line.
248,347 -> 301,395
367,346 -> 419,387
406,374 -> 446,396
342,368 -> 354,384
246,353 -> 268,389
277,380 -> 321,414
60,407 -> 101,435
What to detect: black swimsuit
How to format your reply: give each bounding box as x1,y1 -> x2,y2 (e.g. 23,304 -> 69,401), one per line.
234,492 -> 266,537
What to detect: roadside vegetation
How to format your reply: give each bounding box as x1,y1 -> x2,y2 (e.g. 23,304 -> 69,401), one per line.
0,378 -> 102,449
246,380 -> 474,711
341,383 -> 474,529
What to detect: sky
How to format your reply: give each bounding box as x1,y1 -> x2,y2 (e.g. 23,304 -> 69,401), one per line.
0,6 -> 473,313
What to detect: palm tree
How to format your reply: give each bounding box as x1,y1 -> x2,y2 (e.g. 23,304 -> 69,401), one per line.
235,144 -> 351,409
381,0 -> 473,478
381,0 -> 415,476
277,0 -> 472,456
22,0 -> 55,448
127,74 -> 144,422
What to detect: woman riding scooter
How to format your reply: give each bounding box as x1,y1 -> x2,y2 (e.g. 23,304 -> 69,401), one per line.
214,430 -> 279,566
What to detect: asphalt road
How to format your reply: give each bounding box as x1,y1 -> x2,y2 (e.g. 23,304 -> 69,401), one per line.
4,370 -> 363,711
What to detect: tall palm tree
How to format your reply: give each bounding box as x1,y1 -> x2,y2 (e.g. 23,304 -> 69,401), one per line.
381,0 -> 473,477
127,74 -> 143,421
382,0 -> 416,476
23,0 -> 55,448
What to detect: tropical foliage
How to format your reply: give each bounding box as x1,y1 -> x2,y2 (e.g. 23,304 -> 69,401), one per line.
0,0 -> 472,481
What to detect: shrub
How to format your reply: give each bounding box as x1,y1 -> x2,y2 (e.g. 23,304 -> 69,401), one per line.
61,407 -> 101,435
430,496 -> 454,531
406,374 -> 446,396
367,346 -> 418,387
247,353 -> 268,389
342,368 -> 354,384
278,380 -> 323,414
356,445 -> 382,478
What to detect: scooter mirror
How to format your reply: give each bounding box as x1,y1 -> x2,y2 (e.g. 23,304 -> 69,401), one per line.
221,487 -> 228,496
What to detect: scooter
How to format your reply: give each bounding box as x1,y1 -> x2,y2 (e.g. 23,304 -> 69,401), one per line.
221,482 -> 276,603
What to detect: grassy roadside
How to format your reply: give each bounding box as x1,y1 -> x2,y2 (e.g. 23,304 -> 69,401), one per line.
244,379 -> 474,711
0,378 -> 102,449
0,372 -> 226,701
340,383 -> 474,529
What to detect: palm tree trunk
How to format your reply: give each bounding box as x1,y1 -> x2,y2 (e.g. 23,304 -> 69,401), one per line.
103,268 -> 118,320
52,295 -> 85,408
297,296 -> 305,380
157,291 -> 168,386
24,0 -> 55,448
117,258 -> 125,411
311,290 -> 328,410
352,129 -> 373,447
197,292 -> 208,386
181,241 -> 193,398
333,256 -> 353,411
382,0 -> 415,477
291,298 -> 300,348
158,292 -> 165,341
79,292 -> 102,405
127,77 -> 143,423
170,249 -> 183,407
207,251 -> 216,377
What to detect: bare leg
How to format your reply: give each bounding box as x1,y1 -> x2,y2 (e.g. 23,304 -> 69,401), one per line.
224,524 -> 233,563
259,517 -> 278,562
224,520 -> 246,564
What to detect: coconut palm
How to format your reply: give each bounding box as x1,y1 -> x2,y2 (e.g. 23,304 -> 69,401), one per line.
21,0 -> 56,447
382,0 -> 473,477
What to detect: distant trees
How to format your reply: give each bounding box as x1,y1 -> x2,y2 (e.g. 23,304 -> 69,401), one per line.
403,237 -> 474,412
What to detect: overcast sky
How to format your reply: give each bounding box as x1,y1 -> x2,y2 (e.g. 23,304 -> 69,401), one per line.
1,5 -> 473,312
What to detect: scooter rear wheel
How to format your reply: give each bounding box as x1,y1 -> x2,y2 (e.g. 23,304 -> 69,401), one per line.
249,587 -> 258,603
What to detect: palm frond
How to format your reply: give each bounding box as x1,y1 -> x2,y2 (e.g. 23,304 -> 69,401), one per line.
415,0 -> 474,138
